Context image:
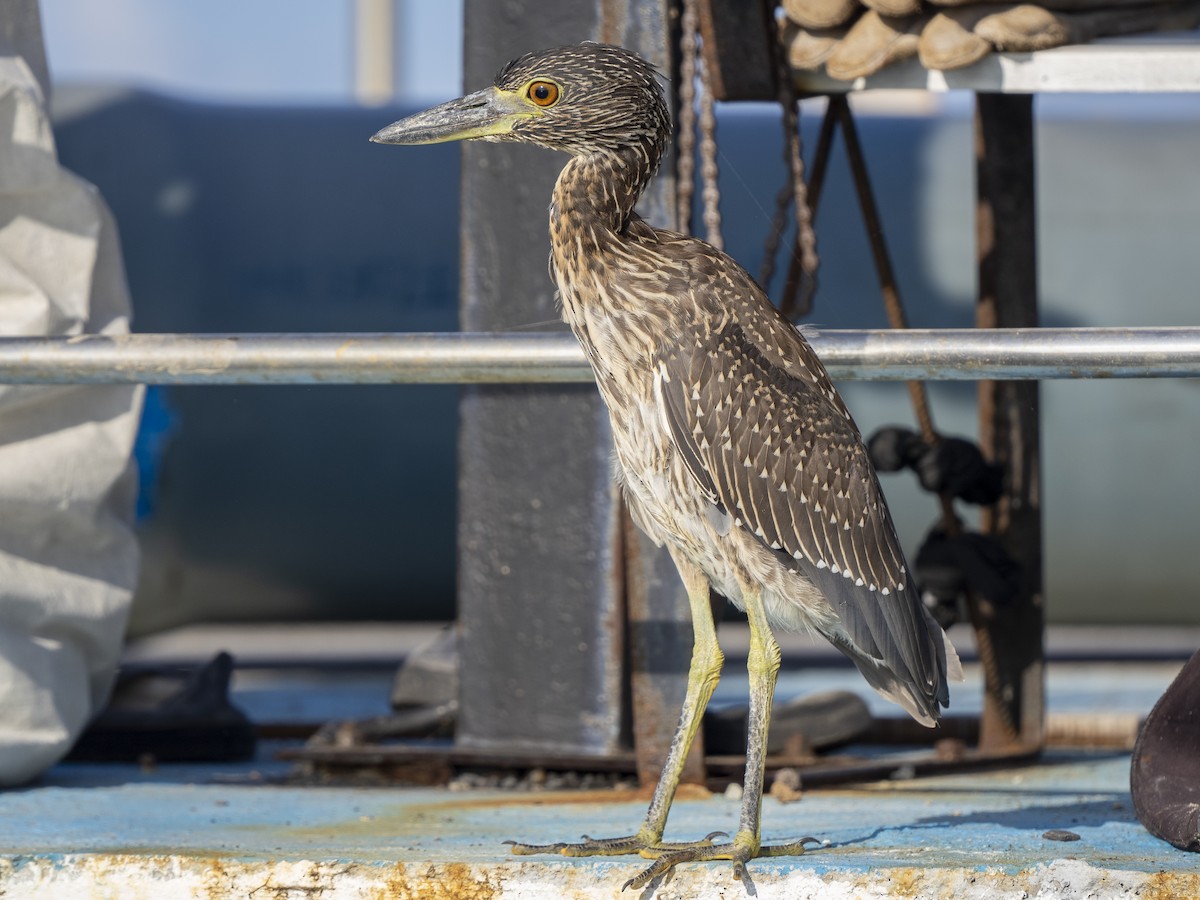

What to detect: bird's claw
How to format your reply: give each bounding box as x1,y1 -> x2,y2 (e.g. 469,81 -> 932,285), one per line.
503,839 -> 569,855
759,835 -> 823,856
507,830 -> 820,889
622,834 -> 823,891
505,833 -> 651,858
504,830 -> 726,860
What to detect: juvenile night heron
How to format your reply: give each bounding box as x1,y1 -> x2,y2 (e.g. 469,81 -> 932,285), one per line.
372,43 -> 960,888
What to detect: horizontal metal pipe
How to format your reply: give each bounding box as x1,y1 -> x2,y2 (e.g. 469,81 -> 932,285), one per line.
0,328 -> 1196,385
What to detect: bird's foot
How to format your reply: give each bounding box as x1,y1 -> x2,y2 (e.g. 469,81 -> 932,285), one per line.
622,832 -> 822,891
505,830 -> 727,859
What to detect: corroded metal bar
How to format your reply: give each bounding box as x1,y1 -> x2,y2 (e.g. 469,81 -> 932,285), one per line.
976,92 -> 1043,753
0,328 -> 1197,384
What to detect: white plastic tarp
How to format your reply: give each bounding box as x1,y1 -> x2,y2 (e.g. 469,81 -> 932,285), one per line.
0,2 -> 142,785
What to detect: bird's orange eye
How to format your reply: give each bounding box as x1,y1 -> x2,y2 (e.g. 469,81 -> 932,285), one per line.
527,80 -> 560,107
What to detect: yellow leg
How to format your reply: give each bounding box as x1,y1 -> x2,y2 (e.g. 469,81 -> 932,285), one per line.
507,552 -> 725,858
634,552 -> 724,843
621,583 -> 818,890
730,583 -> 781,853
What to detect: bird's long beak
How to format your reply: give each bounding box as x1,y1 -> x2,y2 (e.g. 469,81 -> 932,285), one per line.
370,87 -> 531,146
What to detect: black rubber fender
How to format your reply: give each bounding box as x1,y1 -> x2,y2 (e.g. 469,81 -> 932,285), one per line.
1131,648 -> 1200,853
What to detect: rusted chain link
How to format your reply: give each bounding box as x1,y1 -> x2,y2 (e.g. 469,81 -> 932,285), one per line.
696,38 -> 723,247
676,0 -> 723,248
759,177 -> 791,292
781,102 -> 838,318
761,14 -> 818,317
675,0 -> 698,234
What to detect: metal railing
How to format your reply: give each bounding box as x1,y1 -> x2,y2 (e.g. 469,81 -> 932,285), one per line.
0,327 -> 1197,384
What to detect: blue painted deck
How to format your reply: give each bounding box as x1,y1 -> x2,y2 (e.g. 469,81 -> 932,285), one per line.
2,750 -> 1196,898
2,631 -> 1196,897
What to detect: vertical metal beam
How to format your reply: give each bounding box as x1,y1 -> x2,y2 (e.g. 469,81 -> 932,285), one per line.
694,0 -> 775,101
455,0 -> 698,776
456,1 -> 629,757
974,93 -> 1046,752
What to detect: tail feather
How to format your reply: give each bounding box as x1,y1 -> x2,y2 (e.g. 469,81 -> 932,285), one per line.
829,610 -> 961,727
850,654 -> 940,727
943,627 -> 964,684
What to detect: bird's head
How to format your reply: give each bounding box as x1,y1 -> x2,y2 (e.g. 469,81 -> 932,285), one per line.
371,43 -> 669,163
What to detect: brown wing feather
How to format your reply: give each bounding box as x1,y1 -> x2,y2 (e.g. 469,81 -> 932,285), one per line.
656,317 -> 947,713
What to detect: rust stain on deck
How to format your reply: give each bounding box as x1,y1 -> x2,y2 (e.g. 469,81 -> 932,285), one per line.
375,862 -> 499,900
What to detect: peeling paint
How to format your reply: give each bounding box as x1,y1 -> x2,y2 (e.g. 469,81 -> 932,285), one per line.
4,754 -> 1197,898
376,862 -> 499,900
2,855 -> 1199,899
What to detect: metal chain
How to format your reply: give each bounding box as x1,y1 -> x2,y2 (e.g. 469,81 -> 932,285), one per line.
759,177 -> 791,292
780,100 -> 838,319
772,14 -> 819,316
758,16 -> 816,316
675,0 -> 698,234
695,26 -> 723,249
784,106 -> 818,301
677,0 -> 722,248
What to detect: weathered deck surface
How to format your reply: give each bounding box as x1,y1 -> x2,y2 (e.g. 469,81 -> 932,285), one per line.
2,751 -> 1196,898
3,628 -> 1196,898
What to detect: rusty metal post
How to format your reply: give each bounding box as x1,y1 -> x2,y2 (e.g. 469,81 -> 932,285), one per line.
974,93 -> 1046,752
